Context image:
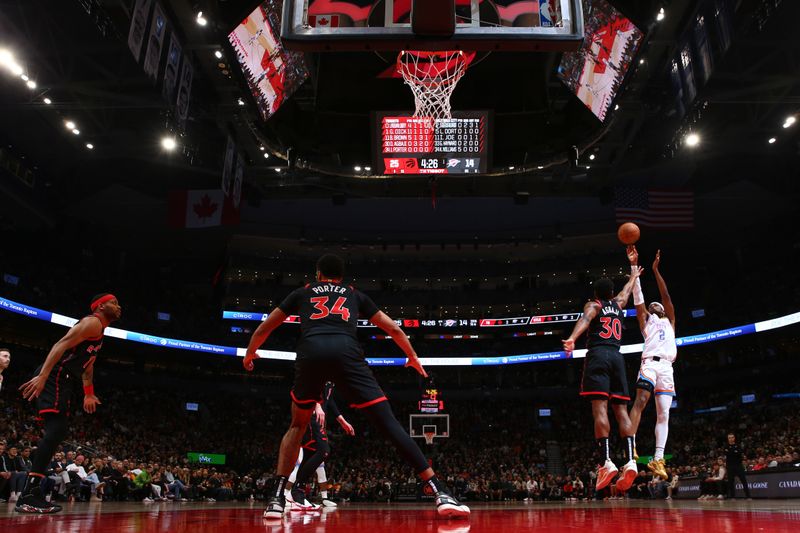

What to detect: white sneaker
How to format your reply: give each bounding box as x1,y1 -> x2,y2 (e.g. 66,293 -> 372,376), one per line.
321,499 -> 338,508
717,495 -> 725,500
8,492 -> 19,503
205,497 -> 216,502
596,460 -> 619,491
143,497 -> 154,503
435,492 -> 470,518
614,460 -> 638,492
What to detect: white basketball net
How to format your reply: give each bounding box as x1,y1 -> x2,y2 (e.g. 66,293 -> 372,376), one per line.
397,50 -> 467,126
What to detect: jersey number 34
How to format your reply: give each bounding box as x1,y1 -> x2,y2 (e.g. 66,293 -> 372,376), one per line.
310,296 -> 351,321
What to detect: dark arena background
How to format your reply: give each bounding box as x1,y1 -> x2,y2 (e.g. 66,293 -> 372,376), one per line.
1,0 -> 800,531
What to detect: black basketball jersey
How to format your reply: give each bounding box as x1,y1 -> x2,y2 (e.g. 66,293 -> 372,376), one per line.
278,282 -> 379,341
586,299 -> 623,349
60,315 -> 105,376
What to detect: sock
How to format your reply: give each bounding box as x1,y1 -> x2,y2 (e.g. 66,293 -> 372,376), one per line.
655,394 -> 671,459
597,437 -> 610,463
654,447 -> 665,461
632,434 -> 637,450
320,490 -> 328,499
425,475 -> 447,495
271,476 -> 288,499
283,489 -> 292,500
625,436 -> 635,463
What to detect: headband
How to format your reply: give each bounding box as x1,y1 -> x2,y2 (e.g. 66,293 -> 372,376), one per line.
91,294 -> 117,311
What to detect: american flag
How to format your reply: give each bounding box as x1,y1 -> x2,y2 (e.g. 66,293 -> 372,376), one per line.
615,188 -> 694,229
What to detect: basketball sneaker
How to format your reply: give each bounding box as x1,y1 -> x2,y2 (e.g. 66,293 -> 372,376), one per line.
615,460 -> 638,492
321,498 -> 338,508
647,458 -> 668,480
435,491 -> 470,518
15,490 -> 62,514
595,459 -> 619,491
263,495 -> 285,520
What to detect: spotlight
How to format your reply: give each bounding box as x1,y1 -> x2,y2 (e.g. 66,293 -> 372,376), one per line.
784,116 -> 796,128
768,137 -> 776,144
537,166 -> 544,170
161,136 -> 177,151
589,154 -> 596,160
685,133 -> 700,147
65,120 -> 76,129
275,168 -> 282,172
263,152 -> 270,159
508,166 -> 515,170
214,50 -> 223,59
86,143 -> 94,150
20,74 -> 28,81
72,128 -> 80,135
656,8 -> 665,21
365,166 -> 371,171
0,49 -> 12,66
585,165 -> 591,169
43,97 -> 51,104
354,166 -> 362,171
614,104 -> 620,111
237,98 -> 245,106
259,146 -> 265,151
639,59 -> 645,65
26,79 -> 36,89
196,11 -> 208,26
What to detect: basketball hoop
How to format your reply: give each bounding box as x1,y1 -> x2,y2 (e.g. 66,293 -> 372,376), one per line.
423,430 -> 436,445
397,50 -> 467,126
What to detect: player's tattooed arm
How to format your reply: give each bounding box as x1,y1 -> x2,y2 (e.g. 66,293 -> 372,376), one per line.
615,265 -> 644,309
563,301 -> 599,352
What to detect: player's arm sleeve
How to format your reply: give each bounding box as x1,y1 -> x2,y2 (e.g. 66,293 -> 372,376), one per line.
277,288 -> 303,315
325,394 -> 341,419
356,290 -> 380,319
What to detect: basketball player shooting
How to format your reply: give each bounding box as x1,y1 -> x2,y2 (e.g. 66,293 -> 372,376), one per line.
627,247 -> 677,480
563,248 -> 642,493
16,293 -> 121,514
244,254 -> 470,519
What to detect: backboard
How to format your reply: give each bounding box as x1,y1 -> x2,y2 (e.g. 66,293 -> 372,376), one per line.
410,413 -> 450,441
281,0 -> 584,51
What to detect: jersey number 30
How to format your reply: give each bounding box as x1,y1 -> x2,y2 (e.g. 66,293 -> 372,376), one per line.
599,317 -> 622,340
310,296 -> 351,321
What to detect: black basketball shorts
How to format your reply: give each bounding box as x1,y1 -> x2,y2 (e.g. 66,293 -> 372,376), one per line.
579,345 -> 630,403
34,364 -> 78,417
291,335 -> 387,411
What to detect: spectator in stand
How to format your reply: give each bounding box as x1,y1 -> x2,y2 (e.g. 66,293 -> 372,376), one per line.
0,348 -> 10,392
0,441 -> 12,502
8,444 -> 33,502
44,451 -> 68,501
699,458 -> 727,500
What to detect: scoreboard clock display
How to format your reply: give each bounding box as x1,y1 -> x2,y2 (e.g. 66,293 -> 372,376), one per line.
374,111 -> 491,175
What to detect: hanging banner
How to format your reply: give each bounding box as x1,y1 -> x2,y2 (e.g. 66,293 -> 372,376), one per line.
162,32 -> 183,103
143,2 -> 168,82
127,0 -> 153,62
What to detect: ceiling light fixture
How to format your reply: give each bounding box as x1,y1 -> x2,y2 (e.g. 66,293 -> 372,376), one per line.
43,97 -> 52,104
161,136 -> 177,151
656,8 -> 665,21
196,11 -> 208,26
768,137 -> 776,144
214,50 -> 223,59
65,120 -> 76,130
685,133 -> 700,147
783,116 -> 796,128
86,143 -> 94,150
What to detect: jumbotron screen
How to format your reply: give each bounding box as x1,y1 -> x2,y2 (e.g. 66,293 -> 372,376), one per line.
374,111 -> 490,175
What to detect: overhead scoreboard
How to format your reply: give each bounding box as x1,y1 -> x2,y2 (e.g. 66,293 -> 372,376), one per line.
374,111 -> 490,175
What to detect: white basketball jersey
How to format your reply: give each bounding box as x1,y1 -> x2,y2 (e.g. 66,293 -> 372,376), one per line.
642,314 -> 677,361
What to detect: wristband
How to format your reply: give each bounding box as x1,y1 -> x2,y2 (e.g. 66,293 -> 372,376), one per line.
633,278 -> 645,306
83,384 -> 95,397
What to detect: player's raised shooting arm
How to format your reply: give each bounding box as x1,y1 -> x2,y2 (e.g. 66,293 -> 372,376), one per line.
563,302 -> 599,351
614,266 -> 643,309
628,245 -> 649,332
653,250 -> 676,328
246,308 -> 287,354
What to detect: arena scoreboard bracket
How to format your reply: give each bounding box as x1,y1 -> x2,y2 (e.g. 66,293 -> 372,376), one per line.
373,111 -> 491,175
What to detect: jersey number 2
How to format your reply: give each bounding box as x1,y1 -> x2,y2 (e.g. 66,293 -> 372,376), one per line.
310,296 -> 351,321
599,317 -> 622,340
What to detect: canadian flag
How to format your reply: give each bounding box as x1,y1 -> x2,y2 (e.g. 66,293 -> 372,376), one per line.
168,189 -> 236,228
308,14 -> 340,27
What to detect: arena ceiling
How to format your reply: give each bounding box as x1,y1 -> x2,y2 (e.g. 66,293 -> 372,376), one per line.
0,0 -> 798,234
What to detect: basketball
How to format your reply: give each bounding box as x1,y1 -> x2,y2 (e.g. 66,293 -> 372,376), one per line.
617,222 -> 640,245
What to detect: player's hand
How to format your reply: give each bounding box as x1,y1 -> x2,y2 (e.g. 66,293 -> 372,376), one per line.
405,356 -> 428,378
314,402 -> 326,427
243,350 -> 260,371
627,245 -> 638,265
83,394 -> 102,414
19,373 -> 47,401
630,265 -> 644,280
338,418 -> 356,436
653,249 -> 661,271
562,338 -> 575,353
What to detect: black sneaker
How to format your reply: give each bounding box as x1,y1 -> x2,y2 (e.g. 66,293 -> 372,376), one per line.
15,492 -> 63,514
263,495 -> 285,519
435,491 -> 470,518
